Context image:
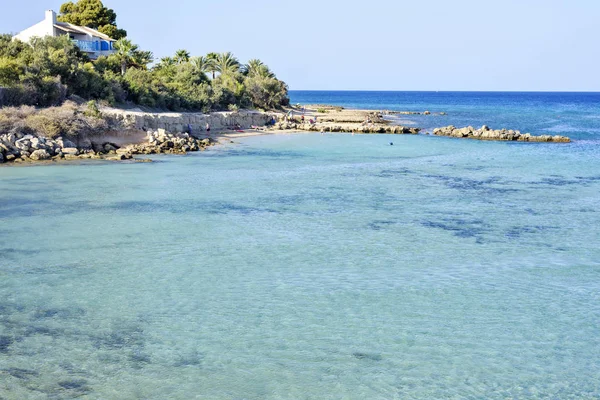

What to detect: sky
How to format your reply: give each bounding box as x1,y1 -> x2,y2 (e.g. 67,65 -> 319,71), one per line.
2,0 -> 599,91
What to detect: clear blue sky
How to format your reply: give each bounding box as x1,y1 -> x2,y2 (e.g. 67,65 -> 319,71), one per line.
2,0 -> 599,91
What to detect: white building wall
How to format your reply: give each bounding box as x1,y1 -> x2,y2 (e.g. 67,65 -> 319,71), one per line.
13,10 -> 57,43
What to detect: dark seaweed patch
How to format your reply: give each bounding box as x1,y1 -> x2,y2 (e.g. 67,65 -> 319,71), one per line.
129,349 -> 151,366
58,378 -> 91,395
505,225 -> 559,239
0,335 -> 14,353
352,352 -> 383,361
377,168 -> 412,178
422,217 -> 488,241
367,220 -> 396,231
3,368 -> 38,380
422,173 -> 519,195
529,175 -> 600,187
32,307 -> 85,320
107,200 -> 279,216
24,326 -> 63,338
93,322 -> 145,350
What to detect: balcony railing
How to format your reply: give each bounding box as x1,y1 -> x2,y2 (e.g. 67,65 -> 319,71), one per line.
72,40 -> 114,53
73,40 -> 99,52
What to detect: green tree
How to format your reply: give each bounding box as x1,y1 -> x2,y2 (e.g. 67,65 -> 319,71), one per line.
215,52 -> 240,76
205,52 -> 219,79
190,56 -> 209,76
0,57 -> 23,85
243,59 -> 275,78
58,0 -> 127,40
174,49 -> 190,64
113,38 -> 136,75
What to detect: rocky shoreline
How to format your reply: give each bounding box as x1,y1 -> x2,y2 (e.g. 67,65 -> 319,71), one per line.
432,125 -> 570,143
0,129 -> 216,164
0,104 -> 573,165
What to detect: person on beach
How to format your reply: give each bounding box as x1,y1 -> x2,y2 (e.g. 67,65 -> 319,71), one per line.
301,115 -> 305,123
206,122 -> 211,133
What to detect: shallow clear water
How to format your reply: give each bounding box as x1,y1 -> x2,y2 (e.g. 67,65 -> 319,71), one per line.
2,98 -> 600,398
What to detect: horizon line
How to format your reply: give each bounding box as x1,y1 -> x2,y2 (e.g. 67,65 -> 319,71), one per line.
288,89 -> 600,93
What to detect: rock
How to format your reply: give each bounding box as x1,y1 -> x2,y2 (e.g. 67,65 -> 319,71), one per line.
424,111 -> 431,115
57,137 -> 77,148
115,148 -> 132,156
29,149 -> 51,161
14,138 -> 31,151
104,143 -> 118,152
62,147 -> 79,156
78,138 -> 93,149
107,154 -> 130,161
433,125 -> 570,143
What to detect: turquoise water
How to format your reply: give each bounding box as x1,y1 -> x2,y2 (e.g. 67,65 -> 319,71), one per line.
2,96 -> 600,398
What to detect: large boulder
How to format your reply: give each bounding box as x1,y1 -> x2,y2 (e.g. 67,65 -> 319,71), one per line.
62,147 -> 79,156
29,149 -> 51,161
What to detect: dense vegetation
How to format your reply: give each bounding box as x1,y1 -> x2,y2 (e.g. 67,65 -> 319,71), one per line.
0,0 -> 289,111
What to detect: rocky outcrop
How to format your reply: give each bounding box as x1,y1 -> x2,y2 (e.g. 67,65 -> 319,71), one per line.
0,128 -> 215,164
432,125 -> 570,143
272,122 -> 420,135
114,129 -> 214,159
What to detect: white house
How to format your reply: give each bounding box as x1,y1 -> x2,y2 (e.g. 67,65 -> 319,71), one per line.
13,10 -> 116,60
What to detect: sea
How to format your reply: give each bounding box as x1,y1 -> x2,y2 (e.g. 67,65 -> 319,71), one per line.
1,91 -> 599,399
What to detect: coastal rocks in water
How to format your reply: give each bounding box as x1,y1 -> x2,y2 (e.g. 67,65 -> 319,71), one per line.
273,122 -> 420,135
62,147 -> 79,156
115,130 -> 214,158
432,125 -> 571,143
0,126 -> 216,164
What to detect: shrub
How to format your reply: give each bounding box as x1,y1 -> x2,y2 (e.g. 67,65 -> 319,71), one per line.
84,100 -> 102,119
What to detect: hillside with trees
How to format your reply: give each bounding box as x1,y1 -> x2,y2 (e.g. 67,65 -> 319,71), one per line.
0,0 -> 289,111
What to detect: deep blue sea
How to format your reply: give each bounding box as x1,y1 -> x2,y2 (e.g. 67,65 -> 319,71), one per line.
1,92 -> 600,399
290,90 -> 600,141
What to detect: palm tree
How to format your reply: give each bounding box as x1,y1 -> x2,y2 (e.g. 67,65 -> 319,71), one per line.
174,49 -> 190,64
243,59 -> 275,78
215,52 -> 240,77
205,52 -> 219,79
159,56 -> 175,67
190,56 -> 209,72
114,38 -> 136,75
133,50 -> 154,69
